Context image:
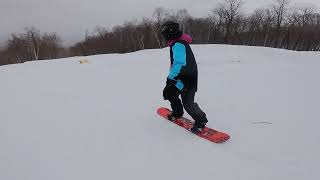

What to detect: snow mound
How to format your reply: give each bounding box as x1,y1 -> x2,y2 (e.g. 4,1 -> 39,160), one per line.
1,45 -> 319,180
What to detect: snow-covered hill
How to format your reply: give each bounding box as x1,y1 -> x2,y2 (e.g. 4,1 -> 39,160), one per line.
1,45 -> 319,180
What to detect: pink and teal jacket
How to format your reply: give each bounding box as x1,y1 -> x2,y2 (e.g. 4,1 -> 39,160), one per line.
167,34 -> 198,91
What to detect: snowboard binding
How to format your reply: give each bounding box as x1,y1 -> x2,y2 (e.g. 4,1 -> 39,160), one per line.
167,114 -> 182,122
190,121 -> 206,134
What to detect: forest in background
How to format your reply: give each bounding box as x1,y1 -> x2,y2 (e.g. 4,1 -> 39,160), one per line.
1,0 -> 319,66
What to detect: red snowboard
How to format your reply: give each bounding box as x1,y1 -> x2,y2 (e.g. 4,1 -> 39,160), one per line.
157,107 -> 230,143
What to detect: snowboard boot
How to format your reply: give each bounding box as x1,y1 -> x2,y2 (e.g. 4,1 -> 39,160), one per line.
191,121 -> 206,134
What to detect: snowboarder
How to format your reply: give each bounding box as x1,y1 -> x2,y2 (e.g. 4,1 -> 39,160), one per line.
161,21 -> 208,134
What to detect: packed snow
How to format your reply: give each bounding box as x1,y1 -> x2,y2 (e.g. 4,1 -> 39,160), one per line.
0,45 -> 319,180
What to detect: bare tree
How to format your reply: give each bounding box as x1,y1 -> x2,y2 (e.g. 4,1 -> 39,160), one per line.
261,8 -> 275,46
272,0 -> 290,48
94,26 -> 108,41
0,27 -> 65,65
247,9 -> 264,45
288,6 -> 316,50
41,32 -> 63,59
176,9 -> 192,33
152,7 -> 168,48
24,27 -> 41,60
213,0 -> 244,44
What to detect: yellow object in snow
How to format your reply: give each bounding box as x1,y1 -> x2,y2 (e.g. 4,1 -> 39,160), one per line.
79,59 -> 89,64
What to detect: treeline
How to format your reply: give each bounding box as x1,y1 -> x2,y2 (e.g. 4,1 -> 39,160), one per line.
1,0 -> 320,66
0,27 -> 66,65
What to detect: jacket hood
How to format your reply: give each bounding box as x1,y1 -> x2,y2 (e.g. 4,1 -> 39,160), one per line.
167,34 -> 192,46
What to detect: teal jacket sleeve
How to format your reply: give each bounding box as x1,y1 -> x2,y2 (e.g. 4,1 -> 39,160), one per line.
167,42 -> 187,90
168,42 -> 186,81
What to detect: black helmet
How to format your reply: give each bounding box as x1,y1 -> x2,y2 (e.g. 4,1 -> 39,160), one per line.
161,21 -> 183,41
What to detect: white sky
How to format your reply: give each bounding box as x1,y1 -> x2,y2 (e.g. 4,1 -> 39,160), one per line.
0,0 -> 319,47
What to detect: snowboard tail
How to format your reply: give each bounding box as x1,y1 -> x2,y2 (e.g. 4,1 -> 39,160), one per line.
157,107 -> 230,143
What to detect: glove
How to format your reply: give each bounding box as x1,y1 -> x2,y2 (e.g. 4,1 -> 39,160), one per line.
163,78 -> 182,100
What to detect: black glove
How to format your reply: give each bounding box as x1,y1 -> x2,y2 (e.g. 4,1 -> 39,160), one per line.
163,78 -> 182,100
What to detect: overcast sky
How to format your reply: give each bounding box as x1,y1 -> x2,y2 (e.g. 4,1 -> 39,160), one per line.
0,0 -> 319,47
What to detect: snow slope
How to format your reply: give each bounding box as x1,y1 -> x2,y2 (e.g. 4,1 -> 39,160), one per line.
1,45 -> 319,180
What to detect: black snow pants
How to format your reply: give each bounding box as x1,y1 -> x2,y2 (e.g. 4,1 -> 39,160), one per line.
167,89 -> 208,125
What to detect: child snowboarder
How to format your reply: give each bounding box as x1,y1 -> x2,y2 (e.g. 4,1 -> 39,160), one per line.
161,21 -> 208,134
